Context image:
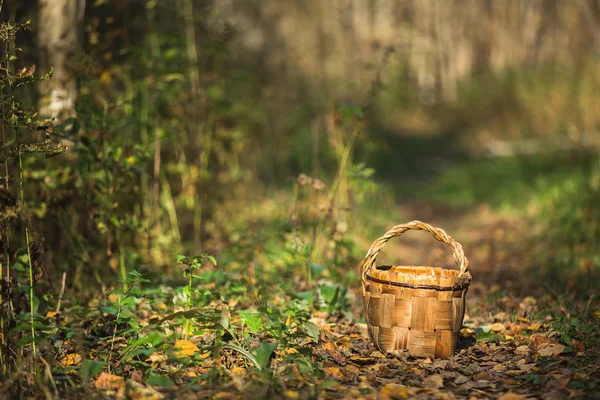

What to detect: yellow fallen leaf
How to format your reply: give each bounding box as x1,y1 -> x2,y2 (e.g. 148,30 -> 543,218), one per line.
284,391 -> 299,399
280,347 -> 299,356
174,339 -> 199,357
527,323 -> 541,331
61,353 -> 82,367
94,372 -> 125,390
322,341 -> 336,351
348,356 -> 376,365
199,351 -> 211,359
45,311 -> 59,318
490,322 -> 506,332
380,384 -> 411,399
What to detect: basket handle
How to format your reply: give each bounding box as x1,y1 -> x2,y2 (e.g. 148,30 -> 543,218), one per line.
360,220 -> 469,282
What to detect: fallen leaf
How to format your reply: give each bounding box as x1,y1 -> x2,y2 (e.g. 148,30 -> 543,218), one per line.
323,367 -> 344,380
491,323 -> 506,332
231,367 -> 246,376
322,341 -> 336,351
348,356 -> 376,365
61,353 -> 82,367
537,343 -> 565,357
423,374 -> 444,389
174,339 -> 199,357
572,340 -> 585,354
380,384 -> 411,399
493,364 -> 507,372
284,391 -> 300,399
517,363 -> 536,372
515,345 -> 529,354
95,372 -> 125,390
527,323 -> 541,331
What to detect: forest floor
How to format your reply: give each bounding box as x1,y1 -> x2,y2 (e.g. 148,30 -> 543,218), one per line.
5,194 -> 600,400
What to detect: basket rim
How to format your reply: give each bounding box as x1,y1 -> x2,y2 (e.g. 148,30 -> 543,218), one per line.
365,269 -> 471,291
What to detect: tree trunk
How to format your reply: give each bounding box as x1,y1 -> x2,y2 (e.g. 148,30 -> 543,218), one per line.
37,0 -> 83,122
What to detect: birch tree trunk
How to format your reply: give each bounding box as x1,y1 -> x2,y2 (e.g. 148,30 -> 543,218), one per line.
37,0 -> 84,122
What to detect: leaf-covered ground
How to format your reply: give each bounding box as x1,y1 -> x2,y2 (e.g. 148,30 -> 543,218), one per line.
3,202 -> 599,399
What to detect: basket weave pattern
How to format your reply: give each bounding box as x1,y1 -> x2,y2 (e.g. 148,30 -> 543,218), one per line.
360,221 -> 471,358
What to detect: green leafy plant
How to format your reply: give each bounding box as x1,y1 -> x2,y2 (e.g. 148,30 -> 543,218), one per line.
103,270 -> 150,371
0,16 -> 66,377
177,253 -> 217,337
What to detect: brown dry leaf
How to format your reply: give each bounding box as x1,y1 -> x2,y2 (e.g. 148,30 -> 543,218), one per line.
515,345 -> 529,354
572,340 -> 585,354
323,367 -> 344,380
61,353 -> 82,367
517,363 -> 536,372
423,374 -> 444,389
174,339 -> 199,357
537,343 -> 565,357
380,384 -> 412,399
493,364 -> 507,372
528,334 -> 550,351
329,350 -> 347,365
95,372 -> 125,390
491,323 -> 506,332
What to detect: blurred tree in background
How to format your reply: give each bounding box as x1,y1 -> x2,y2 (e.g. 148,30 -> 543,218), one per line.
0,0 -> 598,291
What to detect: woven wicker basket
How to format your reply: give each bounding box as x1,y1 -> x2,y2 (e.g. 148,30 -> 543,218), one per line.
360,221 -> 471,358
